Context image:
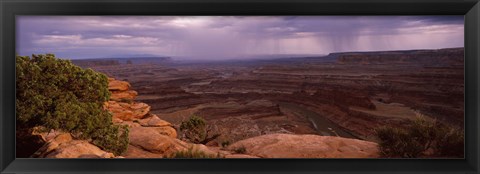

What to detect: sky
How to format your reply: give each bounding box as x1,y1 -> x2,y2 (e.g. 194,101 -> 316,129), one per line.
16,16 -> 464,60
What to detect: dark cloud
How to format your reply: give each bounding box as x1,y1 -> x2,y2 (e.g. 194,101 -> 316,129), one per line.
16,16 -> 464,59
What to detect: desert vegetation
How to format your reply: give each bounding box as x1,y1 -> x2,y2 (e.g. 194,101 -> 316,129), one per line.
375,114 -> 464,158
179,115 -> 221,144
170,146 -> 223,158
16,54 -> 128,156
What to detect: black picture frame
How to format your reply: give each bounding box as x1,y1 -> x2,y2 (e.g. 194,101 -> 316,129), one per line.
1,0 -> 479,173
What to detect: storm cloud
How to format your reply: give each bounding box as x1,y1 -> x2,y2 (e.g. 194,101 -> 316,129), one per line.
16,16 -> 464,60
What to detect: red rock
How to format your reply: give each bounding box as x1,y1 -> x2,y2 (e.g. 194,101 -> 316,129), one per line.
110,90 -> 138,101
32,133 -> 115,158
128,126 -> 187,157
227,134 -> 379,158
225,154 -> 260,158
108,78 -> 131,91
138,115 -> 172,127
105,101 -> 150,121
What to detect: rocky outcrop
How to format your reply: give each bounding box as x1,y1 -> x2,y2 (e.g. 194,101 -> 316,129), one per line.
111,90 -> 138,102
227,134 -> 379,158
33,78 -> 231,159
124,125 -> 225,158
108,78 -> 131,91
106,78 -> 186,158
105,101 -> 150,121
105,78 -> 151,121
108,77 -> 139,102
127,126 -> 187,156
32,133 -> 116,158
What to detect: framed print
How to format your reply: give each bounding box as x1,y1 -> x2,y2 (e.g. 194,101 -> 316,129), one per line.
1,0 -> 479,173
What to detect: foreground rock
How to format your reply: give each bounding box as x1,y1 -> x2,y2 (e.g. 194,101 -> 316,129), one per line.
125,123 -> 225,158
114,114 -> 178,137
125,126 -> 188,158
227,134 -> 379,158
225,154 -> 260,158
32,133 -> 115,158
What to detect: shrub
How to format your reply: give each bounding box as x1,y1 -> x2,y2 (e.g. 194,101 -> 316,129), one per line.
221,140 -> 231,148
375,126 -> 425,158
170,147 -> 223,158
179,115 -> 220,144
436,127 -> 464,157
16,54 -> 128,155
375,116 -> 464,158
233,146 -> 247,154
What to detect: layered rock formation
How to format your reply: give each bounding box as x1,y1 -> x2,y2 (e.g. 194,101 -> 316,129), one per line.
337,47 -> 464,65
108,77 -> 139,101
105,78 -> 183,157
106,77 -> 150,121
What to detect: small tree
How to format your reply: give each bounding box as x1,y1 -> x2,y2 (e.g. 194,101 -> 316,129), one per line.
16,54 -> 128,156
375,115 -> 464,158
179,115 -> 220,144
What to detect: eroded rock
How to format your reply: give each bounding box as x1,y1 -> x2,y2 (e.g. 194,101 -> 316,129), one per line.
138,115 -> 172,127
123,145 -> 164,158
108,78 -> 131,91
227,133 -> 379,158
105,101 -> 150,121
127,126 -> 187,157
45,140 -> 115,158
110,90 -> 138,101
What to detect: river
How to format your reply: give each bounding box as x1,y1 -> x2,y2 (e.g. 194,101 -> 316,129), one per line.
278,102 -> 359,139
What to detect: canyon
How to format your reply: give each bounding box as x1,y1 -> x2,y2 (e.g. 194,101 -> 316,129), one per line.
76,47 -> 463,143
24,47 -> 462,158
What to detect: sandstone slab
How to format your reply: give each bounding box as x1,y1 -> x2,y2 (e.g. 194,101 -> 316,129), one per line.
45,140 -> 115,158
128,126 -> 186,157
227,133 -> 379,158
123,145 -> 164,158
